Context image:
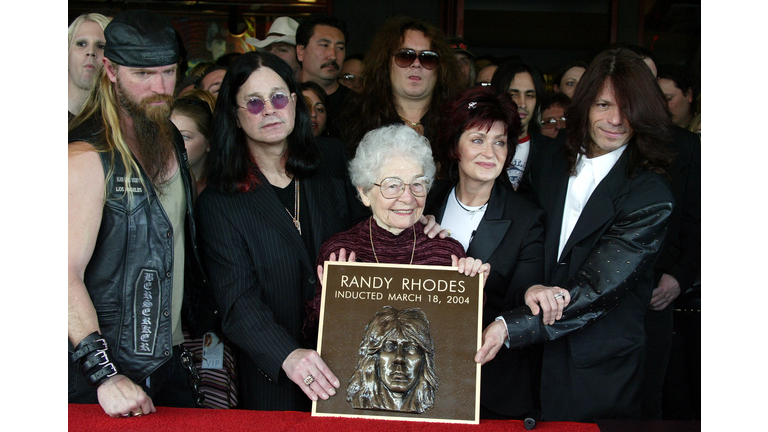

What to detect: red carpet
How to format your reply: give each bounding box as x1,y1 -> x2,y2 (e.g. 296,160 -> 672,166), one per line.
69,404 -> 600,431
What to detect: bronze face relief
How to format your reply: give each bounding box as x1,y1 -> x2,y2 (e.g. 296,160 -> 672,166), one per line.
346,306 -> 438,413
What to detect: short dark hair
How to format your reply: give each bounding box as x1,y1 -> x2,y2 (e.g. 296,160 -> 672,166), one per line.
195,65 -> 227,89
295,14 -> 349,47
540,92 -> 572,113
564,47 -> 675,176
206,51 -> 319,193
436,86 -> 521,181
490,61 -> 545,134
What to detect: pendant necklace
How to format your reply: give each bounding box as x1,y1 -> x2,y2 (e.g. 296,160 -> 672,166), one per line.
369,217 -> 415,264
455,190 -> 488,216
284,178 -> 301,234
400,117 -> 424,135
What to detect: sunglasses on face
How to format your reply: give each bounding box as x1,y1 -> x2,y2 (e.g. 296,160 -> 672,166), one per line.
393,49 -> 439,70
237,92 -> 290,115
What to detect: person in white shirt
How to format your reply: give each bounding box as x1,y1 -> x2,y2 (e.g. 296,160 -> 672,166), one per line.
474,47 -> 677,423
489,61 -> 547,191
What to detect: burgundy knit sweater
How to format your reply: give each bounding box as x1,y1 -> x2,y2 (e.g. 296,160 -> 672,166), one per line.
303,217 -> 466,339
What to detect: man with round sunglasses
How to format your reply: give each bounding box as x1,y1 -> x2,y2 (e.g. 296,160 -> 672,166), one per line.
339,16 -> 463,158
238,91 -> 292,115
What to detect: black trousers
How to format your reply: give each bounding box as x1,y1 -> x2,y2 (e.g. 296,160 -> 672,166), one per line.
69,345 -> 197,408
640,306 -> 674,420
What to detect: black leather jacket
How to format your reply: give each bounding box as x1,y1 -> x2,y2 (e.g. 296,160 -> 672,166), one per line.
68,115 -> 217,383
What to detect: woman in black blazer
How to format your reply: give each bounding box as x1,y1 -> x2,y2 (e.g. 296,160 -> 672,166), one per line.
195,52 -> 365,411
425,87 -> 547,419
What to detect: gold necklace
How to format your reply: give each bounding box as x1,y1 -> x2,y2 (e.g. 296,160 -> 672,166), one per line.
399,116 -> 424,135
369,217 -> 416,265
284,178 -> 301,234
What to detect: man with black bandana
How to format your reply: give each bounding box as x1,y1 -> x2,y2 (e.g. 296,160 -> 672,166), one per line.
68,9 -> 216,418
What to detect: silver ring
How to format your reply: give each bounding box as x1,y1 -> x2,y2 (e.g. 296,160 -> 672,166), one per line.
553,292 -> 565,300
304,374 -> 315,386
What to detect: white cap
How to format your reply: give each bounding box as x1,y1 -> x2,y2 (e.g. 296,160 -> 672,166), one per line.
246,17 -> 299,49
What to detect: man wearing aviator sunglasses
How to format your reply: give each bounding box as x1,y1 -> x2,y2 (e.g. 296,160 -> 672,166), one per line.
392,49 -> 440,71
339,17 -> 463,157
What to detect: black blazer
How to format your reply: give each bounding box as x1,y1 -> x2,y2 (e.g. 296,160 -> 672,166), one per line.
426,176 -> 546,418
501,141 -> 675,422
195,138 -> 362,411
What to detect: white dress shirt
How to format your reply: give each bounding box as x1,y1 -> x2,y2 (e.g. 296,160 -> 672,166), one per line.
440,187 -> 486,252
557,145 -> 627,261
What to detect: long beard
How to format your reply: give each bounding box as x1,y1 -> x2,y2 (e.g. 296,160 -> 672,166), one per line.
116,79 -> 176,190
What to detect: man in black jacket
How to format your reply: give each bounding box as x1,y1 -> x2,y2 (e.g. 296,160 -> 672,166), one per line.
475,47 -> 677,422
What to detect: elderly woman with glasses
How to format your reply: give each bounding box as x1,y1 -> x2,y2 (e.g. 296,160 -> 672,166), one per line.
303,124 -> 490,340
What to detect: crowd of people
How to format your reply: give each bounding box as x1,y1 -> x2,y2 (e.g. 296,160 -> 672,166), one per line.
68,8 -> 701,424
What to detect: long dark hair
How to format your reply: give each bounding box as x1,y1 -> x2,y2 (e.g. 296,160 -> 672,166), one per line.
564,47 -> 675,177
340,16 -> 463,157
436,86 -> 521,181
299,80 -> 331,136
490,61 -> 546,135
206,51 -> 319,193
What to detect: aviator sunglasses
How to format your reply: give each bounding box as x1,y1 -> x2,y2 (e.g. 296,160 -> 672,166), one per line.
393,49 -> 439,70
237,92 -> 291,115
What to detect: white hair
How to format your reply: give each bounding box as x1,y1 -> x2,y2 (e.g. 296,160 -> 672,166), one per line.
348,124 -> 436,193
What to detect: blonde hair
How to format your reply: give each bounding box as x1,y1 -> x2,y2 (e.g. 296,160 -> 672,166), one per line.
68,13 -> 111,54
69,65 -> 146,202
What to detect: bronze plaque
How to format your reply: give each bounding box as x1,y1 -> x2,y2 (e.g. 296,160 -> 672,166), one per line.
312,262 -> 482,424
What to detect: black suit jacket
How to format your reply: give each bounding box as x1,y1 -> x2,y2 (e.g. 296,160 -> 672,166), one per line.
195,138 -> 362,411
426,176 -> 546,418
500,141 -> 674,422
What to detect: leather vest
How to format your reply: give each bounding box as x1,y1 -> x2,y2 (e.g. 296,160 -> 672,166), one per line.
69,116 -> 217,382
